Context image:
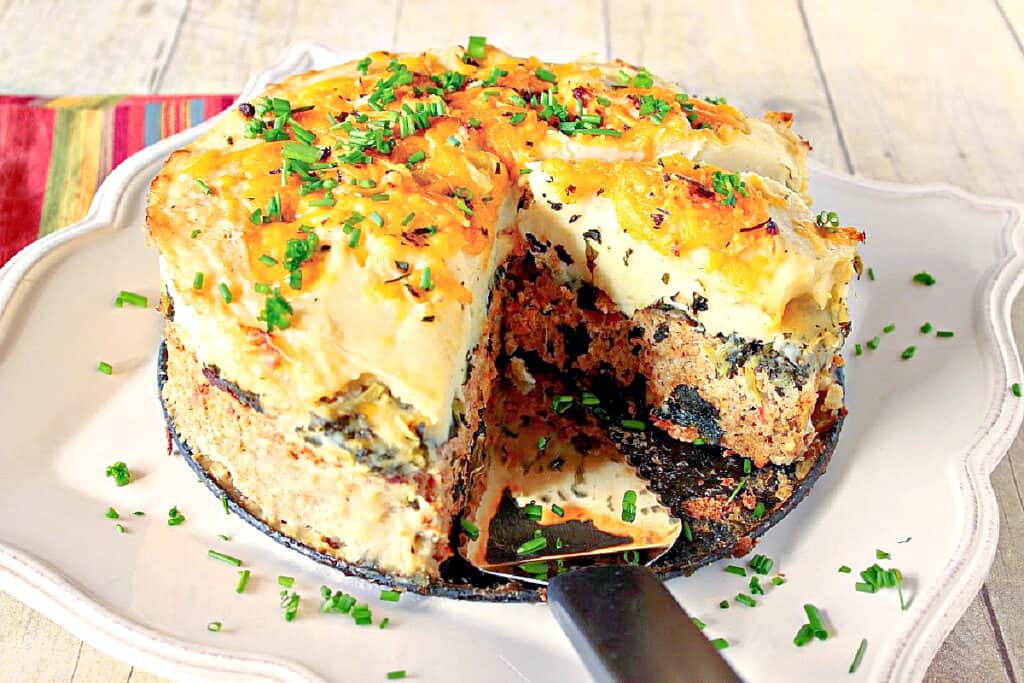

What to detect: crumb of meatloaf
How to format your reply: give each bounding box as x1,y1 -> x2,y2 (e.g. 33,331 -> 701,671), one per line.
162,300 -> 500,581
499,245 -> 845,468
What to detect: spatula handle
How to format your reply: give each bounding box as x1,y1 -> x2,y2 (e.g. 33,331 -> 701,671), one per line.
548,565 -> 741,683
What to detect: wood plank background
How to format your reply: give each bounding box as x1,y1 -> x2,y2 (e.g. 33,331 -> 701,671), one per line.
1,0 -> 1023,680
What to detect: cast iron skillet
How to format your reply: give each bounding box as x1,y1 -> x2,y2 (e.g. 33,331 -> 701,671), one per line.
157,340 -> 843,602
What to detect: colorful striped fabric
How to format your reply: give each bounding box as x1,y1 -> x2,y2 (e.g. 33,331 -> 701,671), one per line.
0,94 -> 236,267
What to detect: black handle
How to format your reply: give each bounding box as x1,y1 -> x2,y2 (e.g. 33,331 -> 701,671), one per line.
548,565 -> 741,683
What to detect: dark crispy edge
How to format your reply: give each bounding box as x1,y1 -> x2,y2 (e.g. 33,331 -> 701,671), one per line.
157,340 -> 843,601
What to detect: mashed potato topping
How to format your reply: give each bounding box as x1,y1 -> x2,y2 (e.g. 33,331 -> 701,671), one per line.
148,42 -> 856,447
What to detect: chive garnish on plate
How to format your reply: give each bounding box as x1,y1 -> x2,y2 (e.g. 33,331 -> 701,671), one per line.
105,461 -> 131,486
208,549 -> 242,567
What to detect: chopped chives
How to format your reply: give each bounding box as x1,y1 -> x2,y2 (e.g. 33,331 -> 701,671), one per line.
278,576 -> 295,588
1014,383 -> 1022,397
116,290 -> 148,307
348,228 -> 362,248
691,617 -> 706,630
772,576 -> 786,586
867,267 -> 875,280
308,194 -> 335,207
839,565 -> 852,573
460,518 -> 479,540
106,461 -> 131,486
369,211 -> 384,226
114,524 -> 125,534
551,504 -> 564,517
190,229 -> 202,239
534,68 -> 557,83
693,437 -> 706,445
752,501 -> 766,519
883,323 -> 896,333
551,395 -> 574,413
936,330 -> 954,338
743,458 -> 752,474
133,511 -> 144,516
97,361 -> 113,375
710,638 -> 729,650
854,343 -> 862,356
105,507 -> 119,519
735,593 -> 756,607
901,346 -> 916,360
195,179 -> 213,194
358,178 -> 377,188
793,624 -> 814,647
282,141 -> 323,164
519,168 -> 532,175
402,212 -> 416,226
218,283 -> 233,303
380,590 -> 401,602
849,638 -> 868,673
221,495 -> 230,515
509,112 -> 527,126
516,536 -> 548,556
912,272 -> 936,286
866,336 -> 880,350
919,322 -> 933,333
524,502 -> 543,521
620,419 -> 646,431
855,582 -> 877,593
719,600 -> 729,609
386,672 -> 407,680
804,603 -> 828,640
447,135 -> 461,147
621,490 -> 637,523
749,576 -> 764,596
683,521 -> 693,542
217,534 -> 230,542
749,554 -> 774,575
724,565 -> 747,577
207,621 -> 222,632
876,549 -> 891,560
407,150 -> 426,164
208,549 -> 242,567
420,267 -> 433,291
725,476 -> 748,504
167,506 -> 185,526
235,569 -> 250,593
379,618 -> 390,629
466,35 -> 487,59
258,254 -> 278,266
281,591 -> 300,622
371,193 -> 390,201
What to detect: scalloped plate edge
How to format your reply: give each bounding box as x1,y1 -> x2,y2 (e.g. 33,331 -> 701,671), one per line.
0,42 -> 1021,682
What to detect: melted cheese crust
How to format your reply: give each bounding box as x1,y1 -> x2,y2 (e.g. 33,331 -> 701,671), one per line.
147,43 -> 854,445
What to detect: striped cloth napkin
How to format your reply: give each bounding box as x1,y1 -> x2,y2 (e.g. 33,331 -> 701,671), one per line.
0,94 -> 236,267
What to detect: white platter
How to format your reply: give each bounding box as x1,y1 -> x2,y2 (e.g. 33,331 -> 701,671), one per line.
2,43 -> 1023,682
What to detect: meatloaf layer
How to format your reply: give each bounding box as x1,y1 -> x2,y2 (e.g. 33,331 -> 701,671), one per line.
161,295 -> 500,581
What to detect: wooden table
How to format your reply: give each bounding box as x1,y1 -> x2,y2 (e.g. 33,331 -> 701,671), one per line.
2,1 -> 1023,680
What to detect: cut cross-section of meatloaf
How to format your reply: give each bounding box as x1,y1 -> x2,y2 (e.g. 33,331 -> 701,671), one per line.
510,155 -> 862,466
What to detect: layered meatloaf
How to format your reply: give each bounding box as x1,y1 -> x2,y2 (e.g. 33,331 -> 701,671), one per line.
147,41 -> 862,583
